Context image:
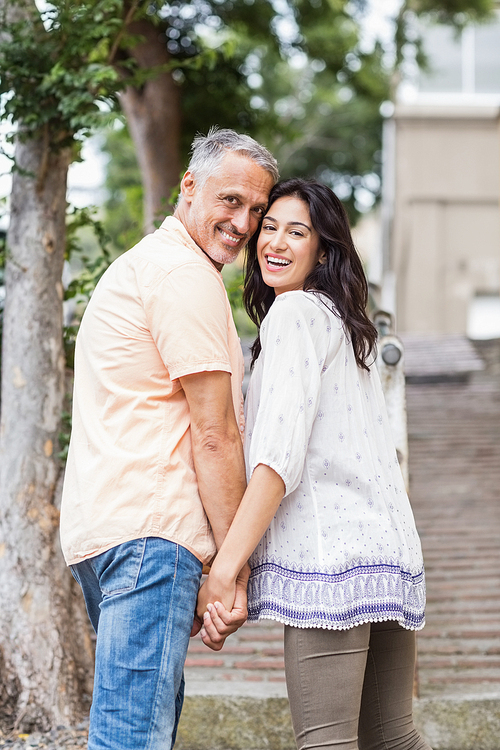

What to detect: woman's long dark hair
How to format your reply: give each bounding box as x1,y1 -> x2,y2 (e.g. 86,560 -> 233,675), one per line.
243,178 -> 377,370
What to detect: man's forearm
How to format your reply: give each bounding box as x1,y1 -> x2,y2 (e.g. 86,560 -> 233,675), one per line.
179,370 -> 247,550
191,430 -> 247,550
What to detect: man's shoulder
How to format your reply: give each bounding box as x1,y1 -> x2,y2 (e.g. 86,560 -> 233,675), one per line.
131,231 -> 199,273
129,218 -> 218,281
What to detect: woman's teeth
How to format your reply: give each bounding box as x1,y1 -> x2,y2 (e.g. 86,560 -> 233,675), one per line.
267,256 -> 291,267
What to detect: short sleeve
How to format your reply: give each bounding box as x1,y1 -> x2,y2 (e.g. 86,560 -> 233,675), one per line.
143,261 -> 232,379
247,293 -> 336,495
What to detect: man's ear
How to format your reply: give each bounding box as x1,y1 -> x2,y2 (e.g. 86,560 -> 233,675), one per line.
180,170 -> 196,203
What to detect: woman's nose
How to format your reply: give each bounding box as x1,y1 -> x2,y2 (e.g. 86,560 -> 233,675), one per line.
270,230 -> 286,251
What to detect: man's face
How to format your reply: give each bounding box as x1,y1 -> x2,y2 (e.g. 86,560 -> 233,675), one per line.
180,151 -> 274,269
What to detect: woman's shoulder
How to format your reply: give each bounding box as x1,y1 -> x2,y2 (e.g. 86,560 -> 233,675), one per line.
261,292 -> 343,353
267,291 -> 340,330
269,290 -> 334,318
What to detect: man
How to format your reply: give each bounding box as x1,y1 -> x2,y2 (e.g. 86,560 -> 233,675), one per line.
60,128 -> 278,750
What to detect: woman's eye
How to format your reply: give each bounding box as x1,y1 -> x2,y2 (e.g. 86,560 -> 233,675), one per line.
263,224 -> 276,231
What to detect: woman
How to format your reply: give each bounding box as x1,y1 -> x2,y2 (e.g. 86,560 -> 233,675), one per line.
199,178 -> 431,750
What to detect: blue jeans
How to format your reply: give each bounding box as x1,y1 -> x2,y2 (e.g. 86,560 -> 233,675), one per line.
71,537 -> 203,750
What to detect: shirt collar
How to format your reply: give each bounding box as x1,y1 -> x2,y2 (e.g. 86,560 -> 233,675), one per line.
159,216 -> 221,273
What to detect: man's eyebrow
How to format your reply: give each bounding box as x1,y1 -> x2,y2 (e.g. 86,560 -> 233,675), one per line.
264,215 -> 312,231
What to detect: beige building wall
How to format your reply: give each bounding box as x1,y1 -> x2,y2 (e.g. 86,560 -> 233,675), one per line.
387,105 -> 500,334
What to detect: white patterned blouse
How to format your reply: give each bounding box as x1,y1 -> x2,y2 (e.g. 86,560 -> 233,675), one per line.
245,290 -> 426,631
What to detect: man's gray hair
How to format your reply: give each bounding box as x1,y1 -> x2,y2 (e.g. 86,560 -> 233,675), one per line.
188,127 -> 279,186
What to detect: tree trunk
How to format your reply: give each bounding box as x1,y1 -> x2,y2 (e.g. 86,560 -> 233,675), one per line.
0,134 -> 94,733
119,19 -> 182,234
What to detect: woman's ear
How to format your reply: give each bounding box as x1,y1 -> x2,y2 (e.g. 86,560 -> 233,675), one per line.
318,249 -> 327,265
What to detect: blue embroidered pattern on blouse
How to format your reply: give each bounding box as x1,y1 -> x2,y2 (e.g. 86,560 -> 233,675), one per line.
247,559 -> 426,630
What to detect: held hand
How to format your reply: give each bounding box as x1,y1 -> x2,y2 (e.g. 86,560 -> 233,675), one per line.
198,565 -> 250,651
190,613 -> 203,638
196,572 -> 236,623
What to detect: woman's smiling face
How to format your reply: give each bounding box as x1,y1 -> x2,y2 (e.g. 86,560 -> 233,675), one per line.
257,196 -> 324,295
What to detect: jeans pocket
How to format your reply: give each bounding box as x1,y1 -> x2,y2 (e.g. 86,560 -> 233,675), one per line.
90,538 -> 147,596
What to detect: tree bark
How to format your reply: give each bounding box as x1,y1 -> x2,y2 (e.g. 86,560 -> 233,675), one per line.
118,19 -> 182,234
0,134 -> 94,733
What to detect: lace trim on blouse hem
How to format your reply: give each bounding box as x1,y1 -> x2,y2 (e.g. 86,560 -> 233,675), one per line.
247,612 -> 426,632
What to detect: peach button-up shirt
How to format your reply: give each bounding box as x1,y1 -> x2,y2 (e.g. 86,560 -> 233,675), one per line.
60,216 -> 244,566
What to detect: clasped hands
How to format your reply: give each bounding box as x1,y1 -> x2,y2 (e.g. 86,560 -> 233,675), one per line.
191,563 -> 250,651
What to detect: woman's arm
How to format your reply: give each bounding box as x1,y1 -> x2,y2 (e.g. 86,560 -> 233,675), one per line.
198,296 -> 330,646
197,463 -> 285,620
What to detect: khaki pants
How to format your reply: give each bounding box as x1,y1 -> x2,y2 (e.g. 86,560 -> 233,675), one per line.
284,621 -> 432,750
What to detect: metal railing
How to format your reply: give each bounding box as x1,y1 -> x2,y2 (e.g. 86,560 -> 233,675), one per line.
374,310 -> 409,492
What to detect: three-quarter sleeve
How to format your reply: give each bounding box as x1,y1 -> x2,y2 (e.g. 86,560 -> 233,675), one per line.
247,293 -> 336,495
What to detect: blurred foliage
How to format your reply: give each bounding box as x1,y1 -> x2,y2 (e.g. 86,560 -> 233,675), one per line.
57,409 -> 73,462
403,0 -> 493,23
222,263 -> 257,337
148,0 -> 391,219
101,125 -> 145,254
0,223 -> 5,376
53,204 -> 114,456
249,45 -> 389,221
0,0 -> 128,148
63,205 -> 113,369
100,0 -> 392,256
395,0 -> 495,69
